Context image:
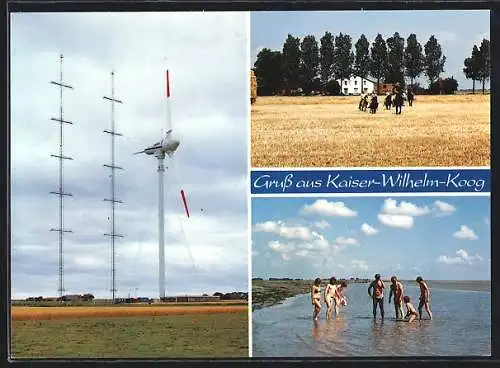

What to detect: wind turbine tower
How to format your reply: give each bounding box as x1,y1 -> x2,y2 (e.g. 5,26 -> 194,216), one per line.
134,70 -> 180,300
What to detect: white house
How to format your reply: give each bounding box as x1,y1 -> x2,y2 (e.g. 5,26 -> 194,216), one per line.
336,75 -> 375,95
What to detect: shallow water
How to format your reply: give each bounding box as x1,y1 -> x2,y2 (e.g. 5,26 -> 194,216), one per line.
252,282 -> 491,357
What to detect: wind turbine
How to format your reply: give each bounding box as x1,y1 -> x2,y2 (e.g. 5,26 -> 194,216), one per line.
134,69 -> 180,300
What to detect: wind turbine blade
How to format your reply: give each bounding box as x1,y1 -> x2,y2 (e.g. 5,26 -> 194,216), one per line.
180,190 -> 190,218
165,69 -> 173,132
133,150 -> 145,155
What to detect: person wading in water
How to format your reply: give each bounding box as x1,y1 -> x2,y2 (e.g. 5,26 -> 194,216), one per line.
368,274 -> 386,320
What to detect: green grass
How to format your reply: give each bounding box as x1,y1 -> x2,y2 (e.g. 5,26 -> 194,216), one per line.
11,312 -> 248,358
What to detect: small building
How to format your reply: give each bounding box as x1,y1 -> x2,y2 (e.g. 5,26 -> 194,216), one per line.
376,82 -> 398,95
336,76 -> 376,95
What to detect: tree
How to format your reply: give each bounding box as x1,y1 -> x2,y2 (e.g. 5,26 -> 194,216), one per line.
253,48 -> 285,95
319,31 -> 335,93
353,34 -> 371,94
299,35 -> 320,94
282,34 -> 302,94
333,33 -> 355,85
370,34 -> 389,91
386,32 -> 405,85
463,45 -> 482,94
478,38 -> 490,94
423,35 -> 446,87
428,76 -> 458,95
404,34 -> 425,86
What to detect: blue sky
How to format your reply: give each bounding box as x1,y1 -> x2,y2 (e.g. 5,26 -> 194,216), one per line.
252,196 -> 490,280
251,10 -> 490,89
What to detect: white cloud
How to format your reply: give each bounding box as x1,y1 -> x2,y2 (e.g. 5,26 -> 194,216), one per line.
254,221 -> 314,241
314,220 -> 331,229
268,240 -> 294,253
473,32 -> 489,46
433,200 -> 456,216
11,12 -> 249,298
453,225 -> 478,240
378,214 -> 414,229
301,199 -> 357,217
437,248 -> 483,265
335,237 -> 358,246
361,223 -> 378,235
381,198 -> 430,217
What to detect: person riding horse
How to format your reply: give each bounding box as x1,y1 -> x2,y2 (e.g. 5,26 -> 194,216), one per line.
384,92 -> 392,110
407,87 -> 415,107
369,92 -> 379,114
359,93 -> 369,111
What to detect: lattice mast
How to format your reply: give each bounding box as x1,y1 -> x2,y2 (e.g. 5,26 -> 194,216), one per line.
49,54 -> 74,299
103,71 -> 124,303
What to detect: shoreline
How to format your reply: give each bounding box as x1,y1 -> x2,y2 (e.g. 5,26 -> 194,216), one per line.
252,279 -> 490,310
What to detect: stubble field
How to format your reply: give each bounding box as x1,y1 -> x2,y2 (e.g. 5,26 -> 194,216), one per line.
10,304 -> 248,358
251,94 -> 490,167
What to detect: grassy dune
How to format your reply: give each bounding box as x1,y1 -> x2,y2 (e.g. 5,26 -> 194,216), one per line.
251,94 -> 490,167
11,311 -> 248,358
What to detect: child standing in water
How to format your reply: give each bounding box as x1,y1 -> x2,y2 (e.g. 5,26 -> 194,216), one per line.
311,278 -> 322,321
333,281 -> 348,316
403,296 -> 419,323
324,277 -> 337,320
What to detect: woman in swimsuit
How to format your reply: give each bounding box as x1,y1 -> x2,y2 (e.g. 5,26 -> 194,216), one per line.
311,278 -> 322,321
403,295 -> 418,323
324,277 -> 337,320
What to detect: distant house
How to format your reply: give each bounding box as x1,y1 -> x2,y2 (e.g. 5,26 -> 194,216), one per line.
376,82 -> 398,95
336,76 -> 376,95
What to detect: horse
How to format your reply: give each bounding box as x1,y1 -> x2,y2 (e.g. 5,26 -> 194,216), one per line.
407,90 -> 414,106
393,92 -> 404,115
369,95 -> 379,114
384,93 -> 392,110
358,94 -> 368,111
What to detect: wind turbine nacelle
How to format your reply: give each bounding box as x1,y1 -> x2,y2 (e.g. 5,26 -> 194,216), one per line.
144,134 -> 181,156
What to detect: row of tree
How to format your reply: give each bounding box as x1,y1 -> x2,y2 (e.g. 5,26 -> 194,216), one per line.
253,32 -> 489,96
463,39 -> 490,94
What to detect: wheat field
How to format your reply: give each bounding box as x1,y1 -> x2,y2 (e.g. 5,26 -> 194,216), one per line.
251,94 -> 490,167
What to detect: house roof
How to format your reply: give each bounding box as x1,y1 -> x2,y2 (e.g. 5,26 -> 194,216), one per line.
335,75 -> 377,84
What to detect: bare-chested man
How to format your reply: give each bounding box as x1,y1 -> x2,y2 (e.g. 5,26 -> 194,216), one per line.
416,276 -> 433,320
311,278 -> 322,321
324,277 -> 337,320
368,274 -> 385,319
388,276 -> 404,320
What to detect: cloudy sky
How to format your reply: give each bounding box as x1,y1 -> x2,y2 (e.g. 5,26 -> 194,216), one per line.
251,10 -> 490,90
252,196 -> 490,281
10,12 -> 249,299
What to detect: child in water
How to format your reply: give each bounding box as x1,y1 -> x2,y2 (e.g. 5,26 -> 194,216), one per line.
311,278 -> 322,321
333,281 -> 348,315
403,296 -> 418,323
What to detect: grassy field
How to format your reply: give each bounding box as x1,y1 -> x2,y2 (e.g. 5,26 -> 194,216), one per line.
251,94 -> 490,167
11,311 -> 248,358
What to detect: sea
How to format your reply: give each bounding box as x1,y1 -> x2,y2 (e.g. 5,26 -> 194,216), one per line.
252,281 -> 491,357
